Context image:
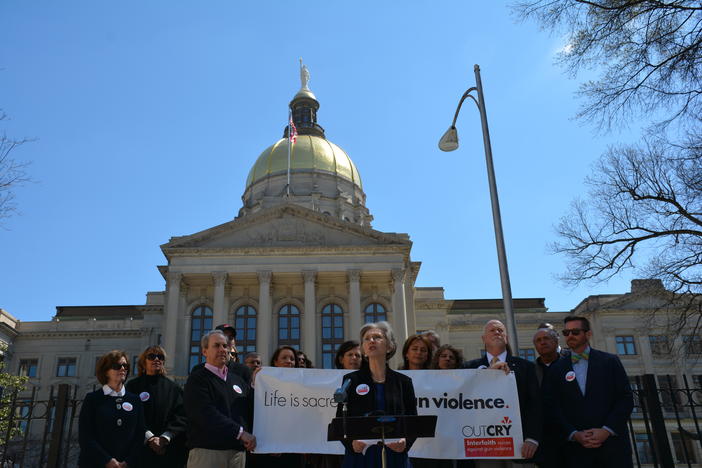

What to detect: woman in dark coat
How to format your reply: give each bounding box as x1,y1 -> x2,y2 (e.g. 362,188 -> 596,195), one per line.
336,322 -> 417,468
126,345 -> 188,468
79,350 -> 144,468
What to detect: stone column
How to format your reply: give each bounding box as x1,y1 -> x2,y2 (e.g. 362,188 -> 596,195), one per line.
639,334 -> 654,374
178,287 -> 190,377
391,269 -> 409,349
348,270 -> 362,340
303,270 -> 317,364
256,271 -> 273,359
405,267 -> 418,336
182,311 -> 193,377
163,272 -> 182,374
213,272 -> 228,327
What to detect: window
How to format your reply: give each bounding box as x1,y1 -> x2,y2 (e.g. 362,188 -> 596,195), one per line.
672,432 -> 698,464
56,358 -> 76,377
635,433 -> 654,464
364,303 -> 386,323
18,359 -> 38,378
683,335 -> 702,354
629,376 -> 641,413
518,348 -> 536,362
615,336 -> 637,355
321,303 -> 345,369
649,335 -> 670,355
189,305 -> 213,372
235,305 -> 257,354
278,304 -> 300,349
15,402 -> 31,433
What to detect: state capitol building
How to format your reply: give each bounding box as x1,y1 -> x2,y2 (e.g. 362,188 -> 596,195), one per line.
1,73 -> 700,420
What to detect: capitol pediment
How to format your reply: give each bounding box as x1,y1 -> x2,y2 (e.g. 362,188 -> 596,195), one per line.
161,204 -> 410,251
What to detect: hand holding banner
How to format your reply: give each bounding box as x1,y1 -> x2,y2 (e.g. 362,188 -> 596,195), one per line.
253,367 -> 524,459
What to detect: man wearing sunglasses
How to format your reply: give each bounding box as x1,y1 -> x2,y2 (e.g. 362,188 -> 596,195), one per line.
543,316 -> 634,468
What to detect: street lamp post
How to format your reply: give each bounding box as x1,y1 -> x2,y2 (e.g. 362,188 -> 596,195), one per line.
438,64 -> 519,350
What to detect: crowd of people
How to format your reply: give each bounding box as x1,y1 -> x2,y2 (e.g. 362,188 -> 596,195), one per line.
78,317 -> 634,468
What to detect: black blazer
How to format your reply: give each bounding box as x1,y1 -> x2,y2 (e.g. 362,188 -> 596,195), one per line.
463,354 -> 543,444
335,363 -> 418,452
544,347 -> 633,439
184,365 -> 252,451
78,389 -> 145,467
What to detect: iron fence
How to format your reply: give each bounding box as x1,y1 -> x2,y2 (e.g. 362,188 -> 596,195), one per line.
0,384 -> 82,468
0,375 -> 700,467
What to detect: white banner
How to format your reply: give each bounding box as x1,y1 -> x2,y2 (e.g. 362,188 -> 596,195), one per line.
253,368 -> 524,459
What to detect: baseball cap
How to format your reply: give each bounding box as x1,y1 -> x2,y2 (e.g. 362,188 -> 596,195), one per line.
215,323 -> 237,338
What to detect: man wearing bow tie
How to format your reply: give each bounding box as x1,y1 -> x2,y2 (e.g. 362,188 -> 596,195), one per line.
544,316 -> 634,468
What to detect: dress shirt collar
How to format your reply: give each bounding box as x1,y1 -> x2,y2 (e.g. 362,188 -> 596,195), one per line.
485,350 -> 508,364
205,362 -> 228,381
102,384 -> 125,397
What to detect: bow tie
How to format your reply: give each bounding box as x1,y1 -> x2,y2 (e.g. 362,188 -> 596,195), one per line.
571,351 -> 589,364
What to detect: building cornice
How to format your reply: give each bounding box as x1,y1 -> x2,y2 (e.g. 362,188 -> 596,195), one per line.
16,330 -> 143,339
161,204 -> 411,251
163,244 -> 411,257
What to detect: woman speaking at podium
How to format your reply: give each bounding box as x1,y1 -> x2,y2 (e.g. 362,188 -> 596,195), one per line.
335,321 -> 417,468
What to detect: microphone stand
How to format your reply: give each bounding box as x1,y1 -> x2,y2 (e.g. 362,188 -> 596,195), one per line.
341,400 -> 348,440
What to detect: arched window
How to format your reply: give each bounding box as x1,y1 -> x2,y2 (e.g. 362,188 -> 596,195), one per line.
278,304 -> 301,349
189,305 -> 213,372
321,303 -> 345,369
235,305 -> 257,354
364,303 -> 386,323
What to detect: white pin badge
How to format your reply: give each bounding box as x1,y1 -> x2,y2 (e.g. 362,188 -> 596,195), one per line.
233,385 -> 243,394
356,384 -> 370,396
122,402 -> 134,412
139,392 -> 150,402
565,371 -> 576,382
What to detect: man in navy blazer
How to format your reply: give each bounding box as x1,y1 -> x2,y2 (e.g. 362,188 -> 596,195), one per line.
544,316 -> 634,468
463,319 -> 542,467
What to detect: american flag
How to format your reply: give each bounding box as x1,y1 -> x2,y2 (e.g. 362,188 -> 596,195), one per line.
289,114 -> 297,144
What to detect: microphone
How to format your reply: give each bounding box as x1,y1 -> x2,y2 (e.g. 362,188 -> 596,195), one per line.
334,378 -> 352,403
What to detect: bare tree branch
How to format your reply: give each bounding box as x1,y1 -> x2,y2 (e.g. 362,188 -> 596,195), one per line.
552,133 -> 702,294
0,110 -> 32,226
514,0 -> 702,131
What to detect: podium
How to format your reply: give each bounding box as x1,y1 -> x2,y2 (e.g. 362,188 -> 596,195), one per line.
328,414 -> 437,468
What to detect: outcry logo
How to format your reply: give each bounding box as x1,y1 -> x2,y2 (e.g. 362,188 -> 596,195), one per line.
501,416 -> 511,424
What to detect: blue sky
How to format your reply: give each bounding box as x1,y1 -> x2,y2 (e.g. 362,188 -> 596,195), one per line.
1,2 -> 641,322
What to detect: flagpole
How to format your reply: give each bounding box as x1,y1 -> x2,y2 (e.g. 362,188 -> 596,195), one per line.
286,108 -> 292,197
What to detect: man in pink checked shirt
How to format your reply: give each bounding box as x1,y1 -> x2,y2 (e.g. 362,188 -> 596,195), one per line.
184,330 -> 256,468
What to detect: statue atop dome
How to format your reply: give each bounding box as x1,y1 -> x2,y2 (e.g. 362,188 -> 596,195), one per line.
299,58 -> 310,90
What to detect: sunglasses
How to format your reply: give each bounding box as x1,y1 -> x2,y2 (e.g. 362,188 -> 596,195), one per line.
562,329 -> 587,337
146,353 -> 165,361
111,363 -> 129,371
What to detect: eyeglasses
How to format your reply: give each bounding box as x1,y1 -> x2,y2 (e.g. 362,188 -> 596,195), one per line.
562,329 -> 587,337
111,363 -> 129,371
146,353 -> 165,361
363,334 -> 385,342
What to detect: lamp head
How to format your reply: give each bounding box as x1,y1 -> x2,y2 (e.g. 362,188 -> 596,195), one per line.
438,126 -> 459,152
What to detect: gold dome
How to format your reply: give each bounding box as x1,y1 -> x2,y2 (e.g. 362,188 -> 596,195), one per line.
245,134 -> 362,189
